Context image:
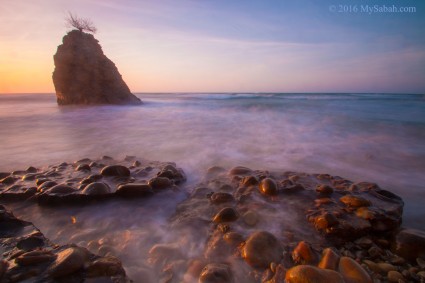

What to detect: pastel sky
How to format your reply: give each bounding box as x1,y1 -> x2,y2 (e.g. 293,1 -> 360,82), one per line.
1,0 -> 424,93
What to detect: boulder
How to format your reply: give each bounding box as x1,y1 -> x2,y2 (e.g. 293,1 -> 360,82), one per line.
52,30 -> 142,105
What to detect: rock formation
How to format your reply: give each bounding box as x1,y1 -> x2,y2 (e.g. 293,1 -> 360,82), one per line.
52,30 -> 142,105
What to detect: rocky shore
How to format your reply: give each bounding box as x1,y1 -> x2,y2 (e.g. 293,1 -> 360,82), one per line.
1,157 -> 425,282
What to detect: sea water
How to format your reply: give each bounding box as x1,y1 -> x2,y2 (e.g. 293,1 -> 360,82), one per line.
1,93 -> 424,278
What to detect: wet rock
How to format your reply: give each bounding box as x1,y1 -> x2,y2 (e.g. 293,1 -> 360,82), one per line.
292,241 -> 318,265
46,184 -> 76,195
392,228 -> 425,261
229,166 -> 252,176
242,231 -> 282,268
339,195 -> 371,208
242,210 -> 259,226
100,165 -> 130,177
210,192 -> 234,204
0,172 -> 10,179
223,232 -> 244,246
148,177 -> 172,190
213,207 -> 238,223
48,247 -> 89,278
53,30 -> 141,105
316,184 -> 334,195
285,265 -> 344,283
37,181 -> 58,192
115,183 -> 153,197
86,256 -> 126,277
259,178 -> 278,196
377,262 -> 397,273
338,256 -> 372,283
148,244 -> 183,266
241,175 -> 258,186
199,263 -> 233,283
1,176 -> 15,185
387,270 -> 404,282
82,182 -> 111,196
76,164 -> 91,171
26,166 -> 37,173
314,213 -> 339,230
15,249 -> 55,266
318,248 -> 340,270
22,173 -> 38,181
17,236 -> 45,251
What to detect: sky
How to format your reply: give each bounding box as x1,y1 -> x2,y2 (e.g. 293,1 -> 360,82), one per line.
0,0 -> 424,93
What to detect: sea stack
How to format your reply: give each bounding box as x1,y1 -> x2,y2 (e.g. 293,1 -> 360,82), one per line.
52,30 -> 142,105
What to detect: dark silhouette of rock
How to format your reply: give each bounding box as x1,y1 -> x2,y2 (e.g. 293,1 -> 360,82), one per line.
52,30 -> 142,105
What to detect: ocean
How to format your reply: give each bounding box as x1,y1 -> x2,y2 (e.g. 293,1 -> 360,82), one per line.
1,92 -> 424,279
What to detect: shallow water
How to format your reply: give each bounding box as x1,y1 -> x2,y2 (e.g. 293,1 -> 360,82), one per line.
1,93 -> 425,280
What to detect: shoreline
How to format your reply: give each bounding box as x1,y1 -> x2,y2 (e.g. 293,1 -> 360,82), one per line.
1,156 -> 425,282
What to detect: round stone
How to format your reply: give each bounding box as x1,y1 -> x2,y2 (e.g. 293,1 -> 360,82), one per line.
210,192 -> 234,204
259,178 -> 278,196
213,207 -> 238,223
199,263 -> 233,283
48,247 -> 89,278
387,270 -> 404,282
81,182 -> 110,195
100,165 -> 130,177
47,184 -> 76,195
339,195 -> 371,207
316,184 -> 334,195
285,265 -> 344,283
339,256 -> 372,283
242,231 -> 282,268
115,183 -> 153,197
229,166 -> 252,176
242,210 -> 259,226
148,177 -> 172,190
318,248 -> 340,270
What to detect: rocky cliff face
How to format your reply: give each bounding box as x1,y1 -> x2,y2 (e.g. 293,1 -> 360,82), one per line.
52,30 -> 141,105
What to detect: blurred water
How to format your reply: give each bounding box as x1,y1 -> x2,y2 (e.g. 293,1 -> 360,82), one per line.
1,93 -> 425,279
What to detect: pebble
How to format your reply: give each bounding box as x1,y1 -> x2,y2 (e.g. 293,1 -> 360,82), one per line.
0,176 -> 15,185
213,207 -> 238,223
318,248 -> 340,270
242,231 -> 282,268
377,262 -> 397,273
47,184 -> 76,194
241,175 -> 258,186
86,256 -> 126,277
100,165 -> 130,177
48,247 -> 89,278
292,241 -> 317,265
316,184 -> 334,195
76,164 -> 91,171
259,178 -> 278,196
223,232 -> 244,246
242,210 -> 259,226
339,256 -> 372,283
148,177 -> 172,190
15,250 -> 55,266
339,195 -> 371,207
81,182 -> 111,195
392,229 -> 425,261
210,192 -> 234,204
417,257 -> 425,268
229,166 -> 252,176
115,183 -> 153,197
285,265 -> 345,283
314,213 -> 338,229
387,270 -> 404,282
199,263 -> 233,283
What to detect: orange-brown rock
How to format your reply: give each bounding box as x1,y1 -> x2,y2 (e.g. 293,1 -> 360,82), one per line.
53,30 -> 142,105
338,256 -> 372,283
285,265 -> 344,283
